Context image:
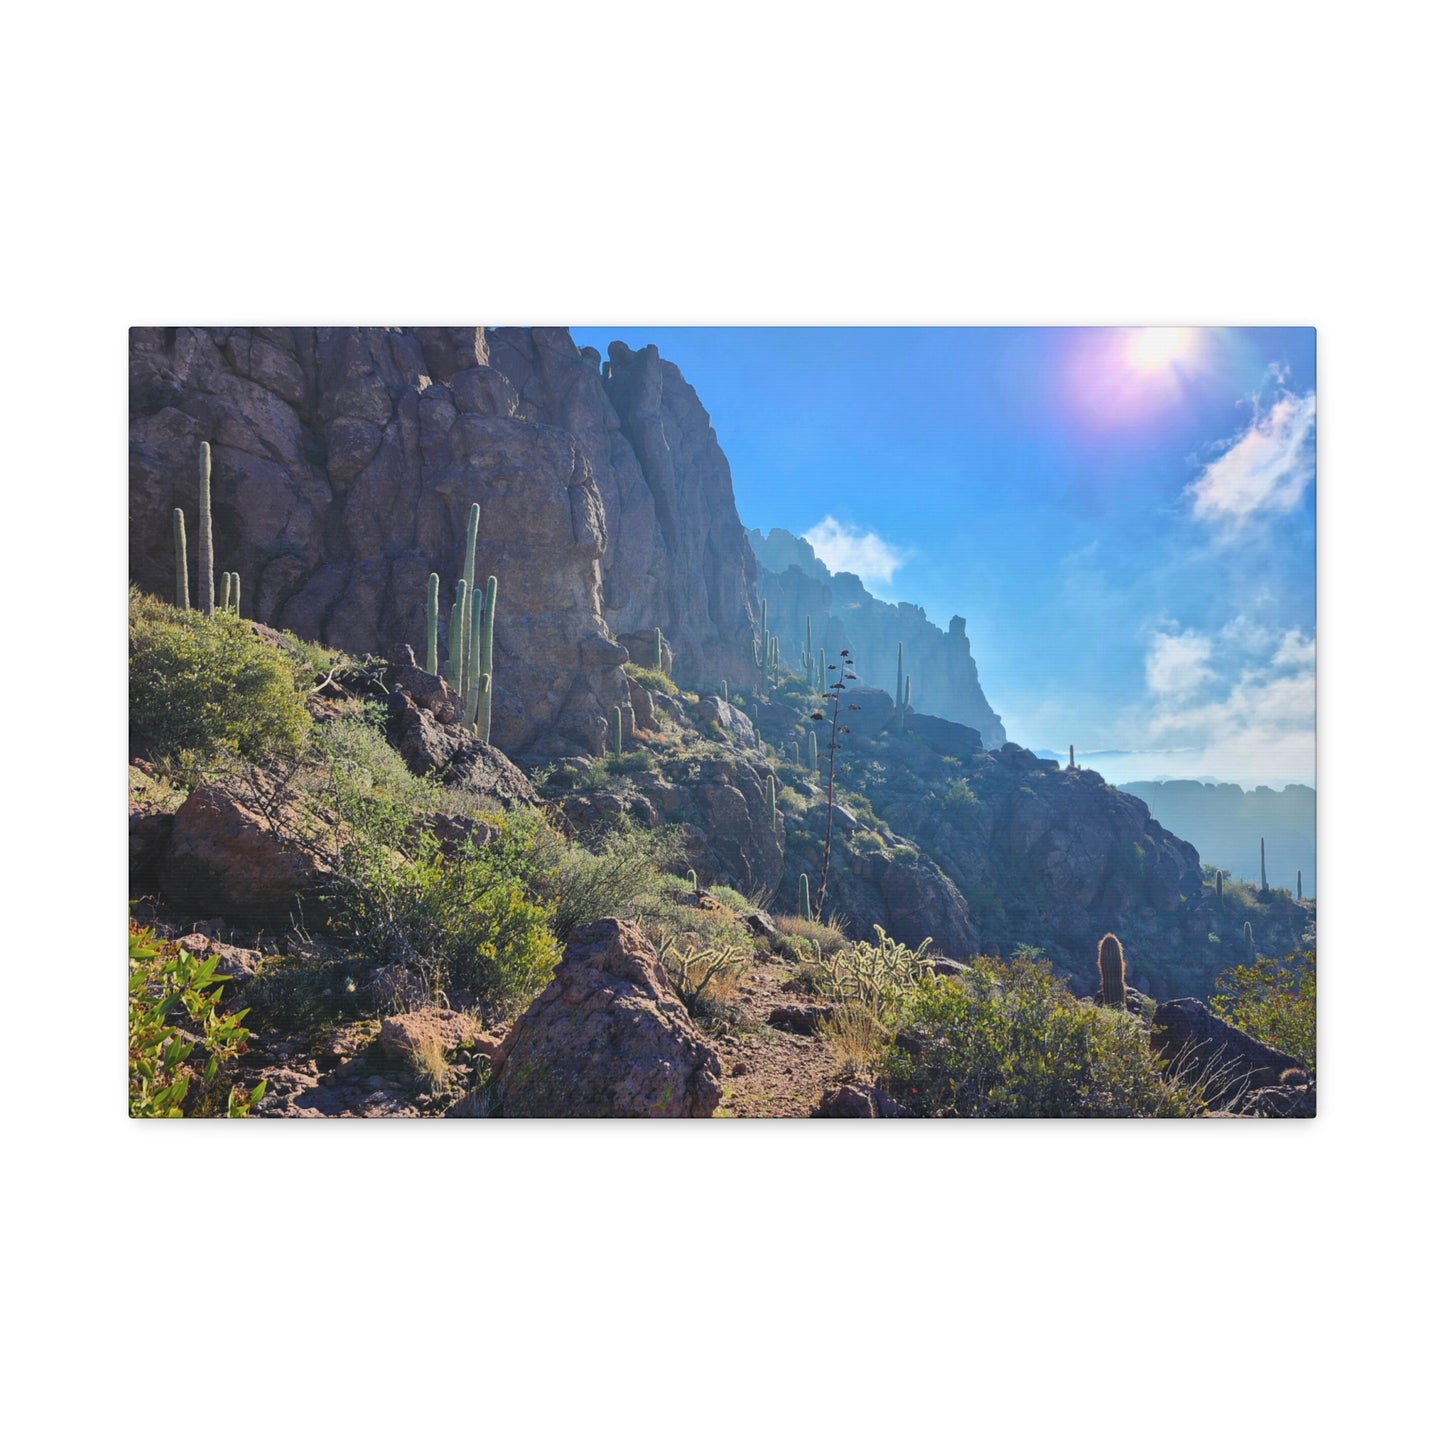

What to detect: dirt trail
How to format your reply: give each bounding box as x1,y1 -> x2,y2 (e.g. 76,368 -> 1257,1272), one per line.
712,955 -> 843,1118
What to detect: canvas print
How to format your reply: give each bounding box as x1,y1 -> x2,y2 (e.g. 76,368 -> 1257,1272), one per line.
127,326 -> 1316,1119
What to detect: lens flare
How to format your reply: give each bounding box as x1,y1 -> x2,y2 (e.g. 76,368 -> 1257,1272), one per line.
1125,327 -> 1197,375
1062,327 -> 1213,430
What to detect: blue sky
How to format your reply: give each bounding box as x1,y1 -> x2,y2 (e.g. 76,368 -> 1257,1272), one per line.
572,327 -> 1316,788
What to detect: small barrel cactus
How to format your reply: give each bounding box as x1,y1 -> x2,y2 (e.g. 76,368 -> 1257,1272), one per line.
1096,933 -> 1127,1009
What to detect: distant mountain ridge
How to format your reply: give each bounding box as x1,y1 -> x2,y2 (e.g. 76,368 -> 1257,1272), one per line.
746,527 -> 1006,749
1118,779 -> 1316,897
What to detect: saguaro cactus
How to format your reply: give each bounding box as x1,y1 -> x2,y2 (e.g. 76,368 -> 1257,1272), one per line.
1297,869 -> 1303,902
219,572 -> 232,613
172,508 -> 189,610
229,572 -> 242,615
449,579 -> 468,694
465,586 -> 484,729
460,500 -> 480,668
896,642 -> 905,710
653,626 -> 664,672
687,868 -> 699,894
424,573 -> 440,674
1097,933 -> 1127,1009
1243,921 -> 1255,958
197,441 -> 214,617
478,575 -> 497,743
1069,744 -> 1075,769
610,706 -> 623,758
807,730 -> 818,771
1215,869 -> 1224,900
1260,837 -> 1268,892
767,773 -> 777,829
798,872 -> 811,921
903,674 -> 911,713
721,679 -> 729,705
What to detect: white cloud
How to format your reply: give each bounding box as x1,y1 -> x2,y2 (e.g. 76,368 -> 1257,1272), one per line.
1145,630 -> 1216,699
802,516 -> 908,586
1139,621 -> 1316,786
1219,615 -> 1276,655
1271,629 -> 1315,670
1186,388 -> 1316,527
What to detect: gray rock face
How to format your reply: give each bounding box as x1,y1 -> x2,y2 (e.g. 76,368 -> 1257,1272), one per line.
130,327 -> 763,755
490,918 -> 723,1118
749,527 -> 1006,748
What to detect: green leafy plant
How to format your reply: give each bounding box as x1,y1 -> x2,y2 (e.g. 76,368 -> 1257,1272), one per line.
128,922 -> 265,1117
881,954 -> 1203,1118
1211,951 -> 1316,1069
128,588 -> 311,768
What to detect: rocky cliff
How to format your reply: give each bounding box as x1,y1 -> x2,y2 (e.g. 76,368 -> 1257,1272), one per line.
747,527 -> 1007,748
129,328 -> 759,756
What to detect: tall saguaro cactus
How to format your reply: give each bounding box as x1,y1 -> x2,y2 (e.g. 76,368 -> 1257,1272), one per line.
478,575 -> 497,744
197,441 -> 215,617
460,501 -> 480,671
653,626 -> 664,673
1097,933 -> 1127,1009
610,706 -> 623,758
896,642 -> 905,711
465,586 -> 485,730
798,872 -> 811,921
219,572 -> 232,613
807,730 -> 818,772
1297,869 -> 1303,902
424,573 -> 440,674
449,579 -> 468,694
172,508 -> 189,610
1260,837 -> 1268,892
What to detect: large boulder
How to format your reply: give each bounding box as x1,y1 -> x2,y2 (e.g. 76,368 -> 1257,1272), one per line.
159,777 -> 331,925
384,693 -> 539,809
1151,998 -> 1308,1109
490,918 -> 723,1118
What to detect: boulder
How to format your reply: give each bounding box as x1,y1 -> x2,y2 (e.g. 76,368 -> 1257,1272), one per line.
159,778 -> 331,925
767,1002 -> 835,1035
379,1008 -> 488,1067
1151,998 -> 1308,1109
384,693 -> 539,809
490,918 -> 722,1118
813,1083 -> 904,1119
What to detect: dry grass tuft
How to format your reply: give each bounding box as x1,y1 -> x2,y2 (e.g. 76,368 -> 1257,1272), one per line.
821,1001 -> 891,1080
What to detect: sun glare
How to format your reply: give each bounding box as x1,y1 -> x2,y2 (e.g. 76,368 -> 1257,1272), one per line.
1125,327 -> 1197,375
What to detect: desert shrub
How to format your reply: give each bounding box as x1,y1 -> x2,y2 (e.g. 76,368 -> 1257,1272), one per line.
547,821 -> 686,941
775,913 -> 848,955
129,588 -> 311,769
309,721 -> 560,1013
606,749 -> 658,775
941,778 -> 979,816
1211,951 -> 1316,1069
880,956 -> 1203,1118
128,921 -> 265,1118
623,662 -> 679,697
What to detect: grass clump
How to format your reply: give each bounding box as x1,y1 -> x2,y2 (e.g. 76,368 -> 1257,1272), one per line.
129,587 -> 311,772
880,954 -> 1204,1118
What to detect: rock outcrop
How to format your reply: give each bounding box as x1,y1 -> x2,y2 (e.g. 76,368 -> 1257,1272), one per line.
1151,998 -> 1309,1109
158,775 -> 331,925
749,527 -> 1006,748
130,328 -> 763,757
490,918 -> 723,1118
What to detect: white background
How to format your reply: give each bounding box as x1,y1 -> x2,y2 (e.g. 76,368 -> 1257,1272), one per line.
3,2 -> 1436,1440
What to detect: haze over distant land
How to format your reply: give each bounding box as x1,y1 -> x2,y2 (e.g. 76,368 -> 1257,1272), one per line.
573,328 -> 1316,791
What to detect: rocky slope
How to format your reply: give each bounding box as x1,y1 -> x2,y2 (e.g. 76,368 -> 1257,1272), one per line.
748,527 -> 1006,748
129,327 -> 759,756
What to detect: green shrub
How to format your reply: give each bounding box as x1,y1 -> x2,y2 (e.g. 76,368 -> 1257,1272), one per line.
623,662 -> 679,697
307,719 -> 559,1014
880,955 -> 1203,1118
129,588 -> 310,768
546,821 -> 686,942
606,749 -> 658,775
1211,951 -> 1316,1069
128,921 -> 265,1118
